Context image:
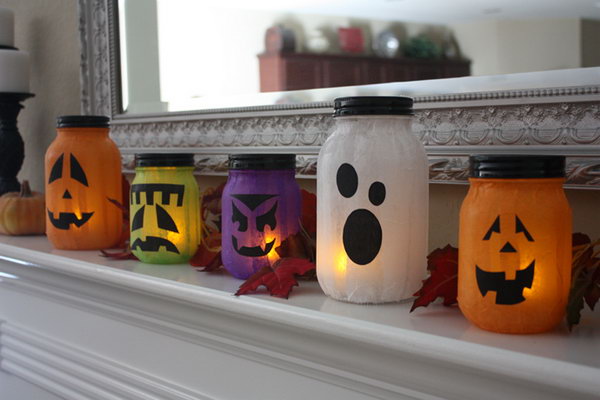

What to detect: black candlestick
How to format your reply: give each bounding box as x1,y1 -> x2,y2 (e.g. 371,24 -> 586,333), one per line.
0,92 -> 34,195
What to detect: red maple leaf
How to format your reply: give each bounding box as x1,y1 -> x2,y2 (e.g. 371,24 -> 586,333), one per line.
567,233 -> 600,330
235,257 -> 316,298
190,229 -> 222,272
300,189 -> 317,235
104,174 -> 131,252
410,245 -> 458,312
100,248 -> 138,260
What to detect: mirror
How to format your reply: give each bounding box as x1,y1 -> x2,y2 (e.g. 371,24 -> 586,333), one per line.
117,0 -> 600,114
78,0 -> 600,189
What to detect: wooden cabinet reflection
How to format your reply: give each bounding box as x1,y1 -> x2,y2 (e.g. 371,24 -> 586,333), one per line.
258,52 -> 470,92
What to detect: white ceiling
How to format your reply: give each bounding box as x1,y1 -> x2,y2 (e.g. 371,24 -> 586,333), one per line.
217,0 -> 600,23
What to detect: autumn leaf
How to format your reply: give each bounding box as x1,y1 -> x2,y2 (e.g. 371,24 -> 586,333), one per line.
100,248 -> 138,260
275,228 -> 316,262
300,189 -> 317,235
201,183 -> 225,232
190,184 -> 225,271
190,229 -> 222,272
235,257 -> 316,298
410,245 -> 458,312
567,233 -> 600,330
104,174 -> 131,250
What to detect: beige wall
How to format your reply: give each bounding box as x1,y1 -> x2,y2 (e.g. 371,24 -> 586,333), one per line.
452,18 -> 582,76
0,0 -> 81,192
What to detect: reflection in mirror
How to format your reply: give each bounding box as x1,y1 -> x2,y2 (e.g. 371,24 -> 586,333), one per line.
118,0 -> 600,114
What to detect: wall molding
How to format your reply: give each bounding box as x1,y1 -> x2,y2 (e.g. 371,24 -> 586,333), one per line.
0,321 -> 212,400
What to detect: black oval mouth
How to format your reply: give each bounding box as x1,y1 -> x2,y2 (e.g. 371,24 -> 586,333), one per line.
232,236 -> 275,257
47,210 -> 94,230
342,209 -> 382,265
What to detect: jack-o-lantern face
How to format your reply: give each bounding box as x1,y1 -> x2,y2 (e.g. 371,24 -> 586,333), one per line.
130,183 -> 184,254
46,153 -> 94,229
458,170 -> 572,333
45,121 -> 123,251
475,215 -> 535,305
230,194 -> 278,257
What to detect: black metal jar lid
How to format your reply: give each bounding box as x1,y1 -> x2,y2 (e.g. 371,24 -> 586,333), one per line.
135,153 -> 194,167
333,96 -> 413,117
470,155 -> 565,179
229,154 -> 296,170
57,115 -> 110,128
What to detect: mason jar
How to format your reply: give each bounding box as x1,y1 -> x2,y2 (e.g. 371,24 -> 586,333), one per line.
222,154 -> 301,279
317,96 -> 428,304
45,115 -> 122,250
130,153 -> 200,264
459,155 -> 571,333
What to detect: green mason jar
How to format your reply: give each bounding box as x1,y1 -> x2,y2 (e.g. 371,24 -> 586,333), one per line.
130,153 -> 200,264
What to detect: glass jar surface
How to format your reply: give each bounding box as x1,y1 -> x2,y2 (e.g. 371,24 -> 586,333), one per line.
130,165 -> 200,264
317,112 -> 429,304
222,162 -> 301,279
458,176 -> 572,334
45,119 -> 122,250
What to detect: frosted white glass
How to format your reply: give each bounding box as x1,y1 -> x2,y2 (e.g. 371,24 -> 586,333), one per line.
317,115 -> 428,303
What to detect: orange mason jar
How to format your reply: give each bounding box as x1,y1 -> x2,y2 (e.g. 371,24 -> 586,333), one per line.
458,155 -> 571,334
45,115 -> 122,249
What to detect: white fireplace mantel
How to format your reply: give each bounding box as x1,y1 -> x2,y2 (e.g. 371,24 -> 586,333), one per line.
0,235 -> 598,400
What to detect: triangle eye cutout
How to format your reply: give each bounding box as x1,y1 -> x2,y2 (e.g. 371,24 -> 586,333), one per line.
131,206 -> 144,231
156,204 -> 179,233
516,216 -> 534,242
70,154 -> 89,186
483,216 -> 500,240
48,154 -> 64,183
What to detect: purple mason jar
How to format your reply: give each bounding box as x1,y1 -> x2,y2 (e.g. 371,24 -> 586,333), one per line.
222,154 -> 301,279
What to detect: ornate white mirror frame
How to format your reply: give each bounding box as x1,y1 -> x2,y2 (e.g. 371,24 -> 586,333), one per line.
78,0 -> 600,188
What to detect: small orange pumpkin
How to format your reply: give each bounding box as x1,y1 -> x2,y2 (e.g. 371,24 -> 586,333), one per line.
0,180 -> 46,235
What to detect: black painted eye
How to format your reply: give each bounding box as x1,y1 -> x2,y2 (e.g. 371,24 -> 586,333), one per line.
368,182 -> 385,206
336,163 -> 358,198
516,216 -> 534,242
256,202 -> 277,232
483,216 -> 500,240
131,206 -> 144,231
156,204 -> 178,233
232,202 -> 248,232
70,154 -> 88,186
48,154 -> 64,183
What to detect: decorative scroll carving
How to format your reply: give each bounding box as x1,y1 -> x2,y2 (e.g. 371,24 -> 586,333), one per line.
111,114 -> 332,149
414,102 -> 600,147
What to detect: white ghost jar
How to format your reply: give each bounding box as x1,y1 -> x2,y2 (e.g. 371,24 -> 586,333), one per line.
317,96 -> 428,303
